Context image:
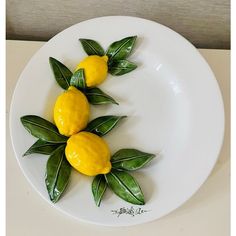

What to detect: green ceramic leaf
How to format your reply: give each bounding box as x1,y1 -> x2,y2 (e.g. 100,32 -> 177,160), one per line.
92,175 -> 107,206
85,116 -> 126,136
108,59 -> 137,76
79,38 -> 105,56
23,139 -> 62,156
21,115 -> 68,143
70,68 -> 86,90
85,87 -> 118,105
49,57 -> 72,90
106,36 -> 137,62
111,149 -> 155,171
45,145 -> 71,203
105,169 -> 144,205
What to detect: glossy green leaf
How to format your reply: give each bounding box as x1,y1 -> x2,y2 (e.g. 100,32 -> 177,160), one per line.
85,116 -> 126,136
108,59 -> 137,76
105,170 -> 144,205
21,115 -> 68,143
106,36 -> 137,62
45,145 -> 71,203
85,87 -> 118,105
70,68 -> 86,89
79,38 -> 105,56
92,175 -> 107,206
49,57 -> 72,90
111,149 -> 155,171
23,139 -> 62,156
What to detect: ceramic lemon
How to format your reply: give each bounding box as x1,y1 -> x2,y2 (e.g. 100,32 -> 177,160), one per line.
54,86 -> 90,136
65,131 -> 111,176
75,55 -> 108,87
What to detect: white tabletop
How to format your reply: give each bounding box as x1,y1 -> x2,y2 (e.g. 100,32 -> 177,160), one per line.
6,40 -> 230,236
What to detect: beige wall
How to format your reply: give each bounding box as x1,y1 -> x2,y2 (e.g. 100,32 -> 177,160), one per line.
6,0 -> 230,49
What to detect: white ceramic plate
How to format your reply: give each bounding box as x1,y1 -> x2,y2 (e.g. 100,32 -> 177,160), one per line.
10,16 -> 224,226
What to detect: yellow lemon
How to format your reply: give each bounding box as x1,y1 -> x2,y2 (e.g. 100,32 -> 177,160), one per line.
75,55 -> 108,87
65,132 -> 111,176
54,86 -> 90,137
